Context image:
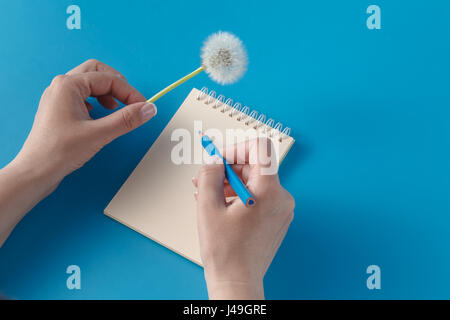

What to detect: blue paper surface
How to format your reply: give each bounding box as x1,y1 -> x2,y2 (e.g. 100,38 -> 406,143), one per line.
0,0 -> 449,299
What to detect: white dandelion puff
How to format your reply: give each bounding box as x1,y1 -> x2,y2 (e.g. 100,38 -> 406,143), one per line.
201,31 -> 248,85
147,31 -> 248,103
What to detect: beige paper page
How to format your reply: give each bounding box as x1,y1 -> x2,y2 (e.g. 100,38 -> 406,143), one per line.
104,88 -> 294,266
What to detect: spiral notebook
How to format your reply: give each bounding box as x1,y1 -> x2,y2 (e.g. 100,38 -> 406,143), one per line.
104,87 -> 295,266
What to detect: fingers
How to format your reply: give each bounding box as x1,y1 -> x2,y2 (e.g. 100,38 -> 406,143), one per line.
196,156 -> 226,215
47,67 -> 154,145
222,138 -> 280,189
223,183 -> 237,197
194,139 -> 281,209
65,59 -> 146,110
67,71 -> 146,105
222,140 -> 251,165
194,180 -> 237,198
97,95 -> 119,110
66,59 -> 126,79
94,101 -> 157,143
194,138 -> 281,205
85,101 -> 93,112
222,138 -> 276,168
193,165 -> 242,198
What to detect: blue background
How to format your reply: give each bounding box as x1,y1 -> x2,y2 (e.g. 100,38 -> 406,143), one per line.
0,0 -> 449,299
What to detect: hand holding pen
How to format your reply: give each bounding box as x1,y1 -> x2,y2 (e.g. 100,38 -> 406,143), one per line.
199,132 -> 256,207
192,138 -> 295,299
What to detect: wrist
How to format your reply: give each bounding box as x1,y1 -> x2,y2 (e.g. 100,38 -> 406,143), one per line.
204,266 -> 265,300
205,277 -> 264,300
203,258 -> 265,300
8,155 -> 61,197
0,156 -> 60,247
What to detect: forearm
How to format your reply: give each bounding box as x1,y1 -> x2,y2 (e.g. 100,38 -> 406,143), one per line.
0,159 -> 57,247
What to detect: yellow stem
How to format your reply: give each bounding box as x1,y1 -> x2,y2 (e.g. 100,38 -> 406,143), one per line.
147,66 -> 204,103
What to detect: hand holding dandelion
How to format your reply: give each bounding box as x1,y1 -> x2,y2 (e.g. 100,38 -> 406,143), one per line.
147,31 -> 248,103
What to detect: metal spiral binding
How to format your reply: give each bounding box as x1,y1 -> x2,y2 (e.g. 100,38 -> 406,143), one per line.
197,87 -> 292,142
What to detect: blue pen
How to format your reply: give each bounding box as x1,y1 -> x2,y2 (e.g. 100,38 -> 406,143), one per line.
200,132 -> 256,207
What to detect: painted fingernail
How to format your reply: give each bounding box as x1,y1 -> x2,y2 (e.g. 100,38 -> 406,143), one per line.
141,103 -> 157,121
192,176 -> 197,185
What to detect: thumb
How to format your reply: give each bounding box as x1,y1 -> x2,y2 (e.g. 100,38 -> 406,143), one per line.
95,102 -> 157,143
197,155 -> 226,213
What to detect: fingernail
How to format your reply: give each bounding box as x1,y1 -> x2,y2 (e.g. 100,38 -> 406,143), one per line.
141,103 -> 157,121
192,176 -> 197,185
205,154 -> 222,165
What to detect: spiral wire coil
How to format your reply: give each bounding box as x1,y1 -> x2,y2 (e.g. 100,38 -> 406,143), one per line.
196,87 -> 292,142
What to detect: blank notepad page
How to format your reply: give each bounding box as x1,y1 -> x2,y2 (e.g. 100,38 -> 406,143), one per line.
104,88 -> 294,265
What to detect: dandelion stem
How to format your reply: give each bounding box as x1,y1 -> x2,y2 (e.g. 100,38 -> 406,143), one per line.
147,66 -> 204,103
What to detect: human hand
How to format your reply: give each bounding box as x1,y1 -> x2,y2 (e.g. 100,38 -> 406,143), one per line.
192,138 -> 295,299
13,59 -> 156,192
0,59 -> 156,247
